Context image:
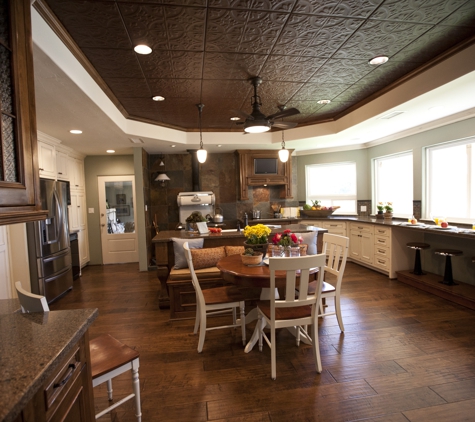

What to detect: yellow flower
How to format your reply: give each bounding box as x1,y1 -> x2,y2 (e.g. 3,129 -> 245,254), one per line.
243,224 -> 271,244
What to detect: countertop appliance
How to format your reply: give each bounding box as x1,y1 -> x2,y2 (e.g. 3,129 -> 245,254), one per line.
26,179 -> 73,303
177,191 -> 215,227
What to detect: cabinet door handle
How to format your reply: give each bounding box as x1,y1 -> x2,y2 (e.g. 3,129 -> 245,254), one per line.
58,172 -> 62,175
53,363 -> 77,389
39,168 -> 44,171
378,249 -> 385,253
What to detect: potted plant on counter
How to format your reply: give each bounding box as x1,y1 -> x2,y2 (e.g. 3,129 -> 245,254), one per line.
376,202 -> 385,219
243,224 -> 272,258
384,202 -> 393,219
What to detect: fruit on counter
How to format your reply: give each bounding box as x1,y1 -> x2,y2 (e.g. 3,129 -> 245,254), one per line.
440,221 -> 448,228
303,204 -> 312,210
411,216 -> 417,224
209,227 -> 222,233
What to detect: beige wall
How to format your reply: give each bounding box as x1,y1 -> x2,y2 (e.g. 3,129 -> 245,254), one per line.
84,155 -> 135,265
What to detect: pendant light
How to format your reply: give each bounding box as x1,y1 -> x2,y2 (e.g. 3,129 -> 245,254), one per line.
278,129 -> 289,163
196,103 -> 207,164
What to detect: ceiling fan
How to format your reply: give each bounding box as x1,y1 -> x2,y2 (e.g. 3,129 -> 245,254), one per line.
233,77 -> 300,133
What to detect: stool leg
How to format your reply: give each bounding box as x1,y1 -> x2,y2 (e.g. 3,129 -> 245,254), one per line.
131,360 -> 142,422
440,255 -> 458,286
413,249 -> 425,276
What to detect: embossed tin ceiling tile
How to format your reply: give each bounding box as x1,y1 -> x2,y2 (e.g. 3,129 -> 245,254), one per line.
361,59 -> 423,86
370,0 -> 468,24
202,52 -> 267,79
292,0 -> 383,19
45,0 -> 132,49
272,14 -> 362,57
139,50 -> 204,79
205,8 -> 251,53
148,78 -> 201,98
201,79 -> 250,100
440,1 -> 475,27
333,20 -> 433,59
260,54 -> 327,82
119,97 -> 165,113
81,48 -> 144,79
308,59 -> 372,84
103,77 -> 151,98
331,83 -> 385,103
208,0 -> 254,9
292,83 -> 350,101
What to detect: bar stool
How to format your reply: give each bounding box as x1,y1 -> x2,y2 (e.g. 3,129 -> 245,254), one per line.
406,242 -> 430,275
434,249 -> 463,286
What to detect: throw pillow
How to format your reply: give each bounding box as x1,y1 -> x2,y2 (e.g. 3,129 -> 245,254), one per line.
191,246 -> 226,270
298,231 -> 318,255
171,237 -> 204,269
225,246 -> 245,256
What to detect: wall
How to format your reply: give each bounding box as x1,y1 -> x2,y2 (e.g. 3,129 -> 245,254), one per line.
84,155 -> 135,265
297,116 -> 475,215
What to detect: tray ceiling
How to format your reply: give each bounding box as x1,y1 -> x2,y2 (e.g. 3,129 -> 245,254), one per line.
37,0 -> 475,133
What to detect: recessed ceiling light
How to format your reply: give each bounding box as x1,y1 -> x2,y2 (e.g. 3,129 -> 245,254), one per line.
317,99 -> 331,104
369,55 -> 389,65
171,145 -> 176,148
217,145 -> 222,147
134,45 -> 152,55
230,117 -> 240,121
152,96 -> 165,101
106,150 -> 115,153
70,129 -> 82,134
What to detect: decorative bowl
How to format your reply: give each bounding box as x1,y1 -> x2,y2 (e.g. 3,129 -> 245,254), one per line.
241,252 -> 263,265
300,209 -> 336,218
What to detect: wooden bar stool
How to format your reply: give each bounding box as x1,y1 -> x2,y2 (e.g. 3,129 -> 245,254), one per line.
434,249 -> 463,286
406,242 -> 430,275
90,334 -> 142,421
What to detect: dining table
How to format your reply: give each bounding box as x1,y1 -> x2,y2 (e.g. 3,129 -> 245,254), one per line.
216,254 -> 319,353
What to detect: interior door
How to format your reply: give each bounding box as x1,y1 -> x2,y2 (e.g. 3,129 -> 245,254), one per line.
98,176 -> 138,264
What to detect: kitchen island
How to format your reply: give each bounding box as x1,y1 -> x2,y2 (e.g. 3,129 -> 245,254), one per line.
0,299 -> 98,422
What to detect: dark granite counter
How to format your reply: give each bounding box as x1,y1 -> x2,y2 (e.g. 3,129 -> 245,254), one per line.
0,300 -> 98,422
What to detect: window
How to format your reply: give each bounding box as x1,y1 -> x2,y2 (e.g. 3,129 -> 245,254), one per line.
305,162 -> 357,214
373,152 -> 413,217
426,138 -> 475,223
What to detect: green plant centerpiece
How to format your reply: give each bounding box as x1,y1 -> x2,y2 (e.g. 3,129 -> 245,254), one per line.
185,211 -> 206,232
243,224 -> 272,258
241,247 -> 263,265
383,202 -> 393,219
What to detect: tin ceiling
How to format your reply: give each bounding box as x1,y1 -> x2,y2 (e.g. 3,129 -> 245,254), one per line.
36,0 -> 475,133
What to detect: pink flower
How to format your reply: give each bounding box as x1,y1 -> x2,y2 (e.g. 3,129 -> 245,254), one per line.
290,233 -> 298,243
283,229 -> 292,234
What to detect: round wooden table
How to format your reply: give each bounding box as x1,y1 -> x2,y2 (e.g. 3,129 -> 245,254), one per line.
217,254 -> 318,352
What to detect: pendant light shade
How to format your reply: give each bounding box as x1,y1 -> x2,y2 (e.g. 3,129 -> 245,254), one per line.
196,103 -> 207,163
278,129 -> 289,162
155,173 -> 170,186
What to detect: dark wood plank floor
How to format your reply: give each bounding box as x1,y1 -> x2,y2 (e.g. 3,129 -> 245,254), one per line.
50,262 -> 475,422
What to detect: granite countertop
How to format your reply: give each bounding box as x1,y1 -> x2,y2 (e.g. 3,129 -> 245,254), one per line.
152,223 -> 326,243
0,300 -> 98,422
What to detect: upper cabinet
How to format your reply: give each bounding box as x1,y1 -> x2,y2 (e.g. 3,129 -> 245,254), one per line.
0,0 -> 46,225
38,142 -> 57,179
236,149 -> 294,200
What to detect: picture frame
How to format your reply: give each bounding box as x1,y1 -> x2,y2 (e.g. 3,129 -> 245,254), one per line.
196,222 -> 209,234
114,204 -> 130,216
116,193 -> 126,205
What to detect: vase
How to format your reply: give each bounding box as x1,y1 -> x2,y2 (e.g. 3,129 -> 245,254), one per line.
270,245 -> 300,257
384,212 -> 393,219
243,242 -> 268,259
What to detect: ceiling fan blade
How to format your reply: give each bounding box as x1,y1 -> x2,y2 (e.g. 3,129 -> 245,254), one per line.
272,121 -> 298,129
267,107 -> 300,120
230,109 -> 254,120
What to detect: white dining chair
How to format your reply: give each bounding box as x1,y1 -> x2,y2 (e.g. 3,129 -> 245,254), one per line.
307,233 -> 349,332
14,282 -> 142,421
256,254 -> 326,380
183,242 -> 247,353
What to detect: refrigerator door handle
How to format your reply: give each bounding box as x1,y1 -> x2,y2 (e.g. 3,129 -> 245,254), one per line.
44,188 -> 62,244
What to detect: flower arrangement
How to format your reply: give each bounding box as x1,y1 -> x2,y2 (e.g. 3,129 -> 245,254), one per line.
271,229 -> 303,247
243,224 -> 272,244
377,202 -> 393,213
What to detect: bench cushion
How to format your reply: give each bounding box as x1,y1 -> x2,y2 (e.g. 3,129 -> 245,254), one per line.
168,266 -> 221,281
225,245 -> 245,256
191,246 -> 226,270
171,237 -> 204,269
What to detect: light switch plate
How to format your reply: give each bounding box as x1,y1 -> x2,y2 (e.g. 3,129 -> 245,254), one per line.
361,205 -> 367,212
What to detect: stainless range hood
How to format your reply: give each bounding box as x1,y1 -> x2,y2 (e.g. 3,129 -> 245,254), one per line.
177,191 -> 215,225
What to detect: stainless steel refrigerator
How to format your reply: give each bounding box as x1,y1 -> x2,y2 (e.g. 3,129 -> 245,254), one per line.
27,179 -> 73,303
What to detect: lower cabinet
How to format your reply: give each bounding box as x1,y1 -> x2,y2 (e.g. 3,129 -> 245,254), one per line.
78,229 -> 89,268
349,223 -> 374,265
20,333 -> 94,422
373,226 -> 391,273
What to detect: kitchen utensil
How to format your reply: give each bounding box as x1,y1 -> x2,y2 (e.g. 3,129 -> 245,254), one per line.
214,207 -> 224,223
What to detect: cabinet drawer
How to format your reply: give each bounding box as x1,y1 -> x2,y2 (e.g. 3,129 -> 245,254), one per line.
374,245 -> 390,258
374,235 -> 390,247
374,256 -> 390,271
323,222 -> 346,230
327,229 -> 346,236
350,223 -> 373,234
374,227 -> 391,237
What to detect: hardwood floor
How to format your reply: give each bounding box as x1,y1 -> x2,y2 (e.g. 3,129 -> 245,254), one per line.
50,262 -> 475,422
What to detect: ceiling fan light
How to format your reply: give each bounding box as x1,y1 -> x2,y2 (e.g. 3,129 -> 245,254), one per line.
244,120 -> 271,133
278,147 -> 289,163
197,148 -> 207,163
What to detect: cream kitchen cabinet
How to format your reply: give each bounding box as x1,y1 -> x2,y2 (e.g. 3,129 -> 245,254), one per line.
71,158 -> 85,191
38,141 -> 57,180
349,223 -> 373,265
78,229 -> 90,267
56,150 -> 70,181
373,226 -> 391,274
69,192 -> 87,232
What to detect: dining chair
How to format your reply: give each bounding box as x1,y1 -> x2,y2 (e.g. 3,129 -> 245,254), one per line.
14,282 -> 142,421
183,242 -> 247,353
307,233 -> 349,332
256,254 -> 326,380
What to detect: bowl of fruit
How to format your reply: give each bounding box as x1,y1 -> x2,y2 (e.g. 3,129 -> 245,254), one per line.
300,200 -> 340,218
